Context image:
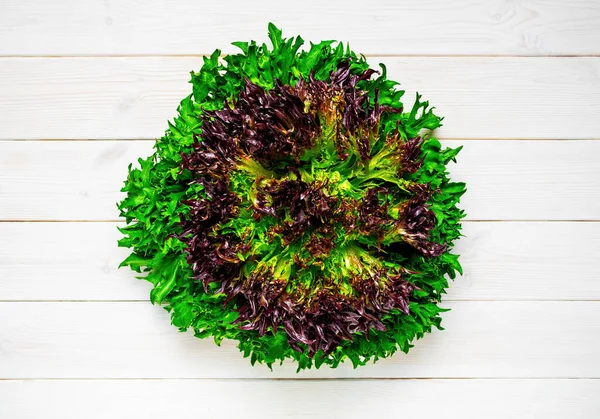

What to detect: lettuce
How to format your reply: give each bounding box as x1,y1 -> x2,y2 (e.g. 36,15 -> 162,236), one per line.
118,23 -> 466,371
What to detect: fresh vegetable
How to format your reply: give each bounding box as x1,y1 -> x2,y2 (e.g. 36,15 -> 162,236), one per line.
118,24 -> 466,370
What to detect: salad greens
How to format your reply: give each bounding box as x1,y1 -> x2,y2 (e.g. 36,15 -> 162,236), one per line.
118,24 -> 465,371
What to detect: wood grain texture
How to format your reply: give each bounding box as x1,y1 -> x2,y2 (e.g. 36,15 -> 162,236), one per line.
1,301 -> 598,379
1,221 -> 599,302
1,140 -> 599,221
0,140 -> 154,221
1,57 -> 599,140
1,379 -> 598,419
1,0 -> 598,415
1,0 -> 599,56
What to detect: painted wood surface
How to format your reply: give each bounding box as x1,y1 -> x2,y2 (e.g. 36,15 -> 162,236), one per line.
1,301 -> 599,379
1,221 -> 599,301
1,379 -> 599,419
1,57 -> 599,140
1,1 -> 599,416
1,0 -> 599,56
1,140 -> 599,221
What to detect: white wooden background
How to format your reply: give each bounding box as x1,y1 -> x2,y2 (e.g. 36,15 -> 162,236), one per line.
1,1 -> 600,417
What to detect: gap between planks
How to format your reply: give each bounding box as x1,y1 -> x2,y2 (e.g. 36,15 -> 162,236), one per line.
0,377 -> 598,381
1,220 -> 599,223
1,54 -> 600,59
2,299 -> 600,303
5,138 -> 600,142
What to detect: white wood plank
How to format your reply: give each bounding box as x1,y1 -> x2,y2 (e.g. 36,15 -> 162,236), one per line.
0,57 -> 192,141
1,221 -> 599,302
1,379 -> 598,419
0,301 -> 598,378
1,0 -> 599,56
0,222 -> 151,301
450,222 -> 600,301
1,140 -> 599,221
1,57 -> 599,140
0,140 -> 154,221
448,140 -> 600,220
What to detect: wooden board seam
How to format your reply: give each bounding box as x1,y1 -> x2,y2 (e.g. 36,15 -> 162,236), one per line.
0,377 -> 599,381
